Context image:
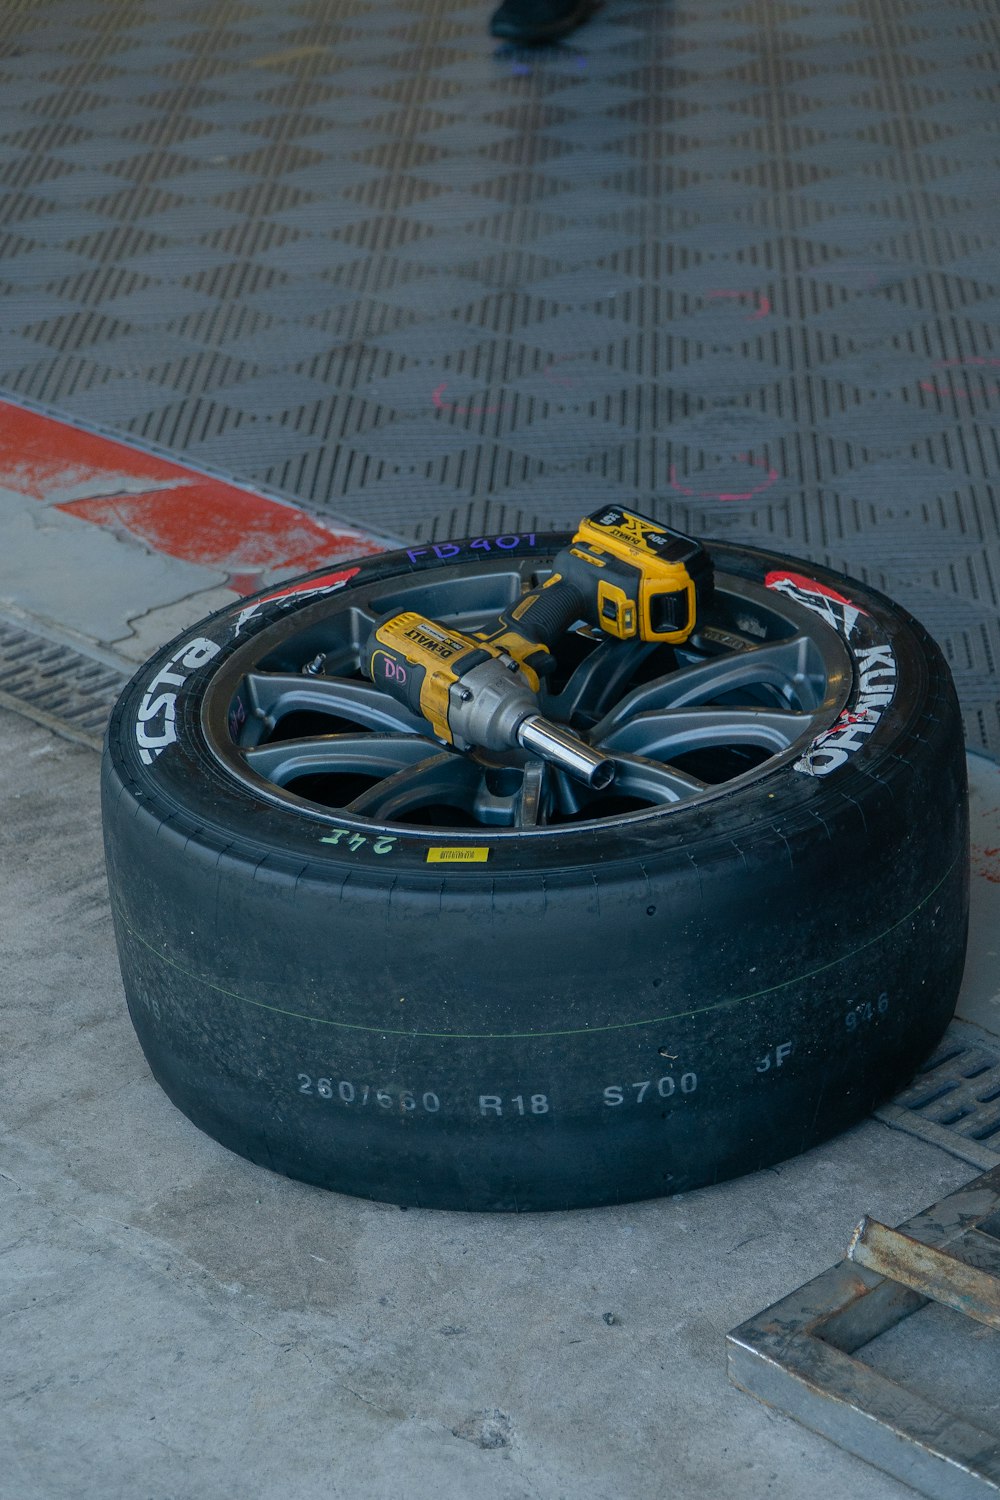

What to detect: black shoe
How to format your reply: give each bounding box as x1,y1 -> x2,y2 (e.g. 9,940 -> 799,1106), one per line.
489,0 -> 597,44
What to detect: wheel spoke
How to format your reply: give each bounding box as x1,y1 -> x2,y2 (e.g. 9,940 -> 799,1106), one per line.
591,635 -> 824,737
515,760 -> 548,827
345,604 -> 380,639
244,733 -> 440,786
541,638 -> 661,722
345,752 -> 482,820
610,754 -> 708,803
466,761 -> 551,828
600,705 -> 817,759
552,752 -> 705,817
244,672 -> 425,735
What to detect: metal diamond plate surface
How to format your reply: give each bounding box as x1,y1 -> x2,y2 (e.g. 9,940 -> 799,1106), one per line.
1,0 -> 1000,748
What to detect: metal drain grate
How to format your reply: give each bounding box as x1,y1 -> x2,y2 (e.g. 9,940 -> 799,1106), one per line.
0,619 -> 126,752
878,1020 -> 1000,1171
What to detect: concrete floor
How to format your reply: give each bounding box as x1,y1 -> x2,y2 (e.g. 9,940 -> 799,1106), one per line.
1,694 -> 995,1500
3,0 -> 1000,1482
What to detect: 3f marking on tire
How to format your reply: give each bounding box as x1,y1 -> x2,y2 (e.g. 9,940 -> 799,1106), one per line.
755,1042 -> 793,1073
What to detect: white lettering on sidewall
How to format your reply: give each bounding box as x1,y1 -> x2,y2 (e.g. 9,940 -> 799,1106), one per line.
796,644 -> 898,775
135,570 -> 362,767
135,636 -> 221,764
764,571 -> 898,778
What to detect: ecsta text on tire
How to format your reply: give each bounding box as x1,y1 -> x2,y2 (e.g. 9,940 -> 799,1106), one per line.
102,530 -> 969,1211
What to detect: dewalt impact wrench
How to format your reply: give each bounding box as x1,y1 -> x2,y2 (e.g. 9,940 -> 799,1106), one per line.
472,504 -> 714,688
367,612 -> 615,787
364,508 -> 713,787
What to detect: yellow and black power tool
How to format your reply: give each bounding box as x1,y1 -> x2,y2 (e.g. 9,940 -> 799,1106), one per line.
364,508 -> 713,788
366,611 -> 616,787
469,505 -> 714,689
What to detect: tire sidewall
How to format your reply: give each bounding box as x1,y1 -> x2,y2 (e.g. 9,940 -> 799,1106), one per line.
100,537 -> 969,1209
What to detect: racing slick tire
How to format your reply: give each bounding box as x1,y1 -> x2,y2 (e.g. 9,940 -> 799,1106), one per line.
101,535 -> 969,1211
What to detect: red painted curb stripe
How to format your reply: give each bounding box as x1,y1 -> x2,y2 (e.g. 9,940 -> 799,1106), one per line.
0,399 -> 383,573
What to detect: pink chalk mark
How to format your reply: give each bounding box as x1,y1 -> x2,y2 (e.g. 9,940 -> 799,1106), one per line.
667,452 -> 780,503
935,356 -> 1000,369
921,360 -> 1000,400
431,380 -> 499,418
706,289 -> 772,321
919,380 -> 984,401
542,353 -> 588,390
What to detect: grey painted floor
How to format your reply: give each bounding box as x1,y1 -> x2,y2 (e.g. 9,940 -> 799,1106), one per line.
1,699 -> 994,1500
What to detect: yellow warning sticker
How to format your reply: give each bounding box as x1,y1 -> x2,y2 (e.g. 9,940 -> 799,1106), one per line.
426,846 -> 489,864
